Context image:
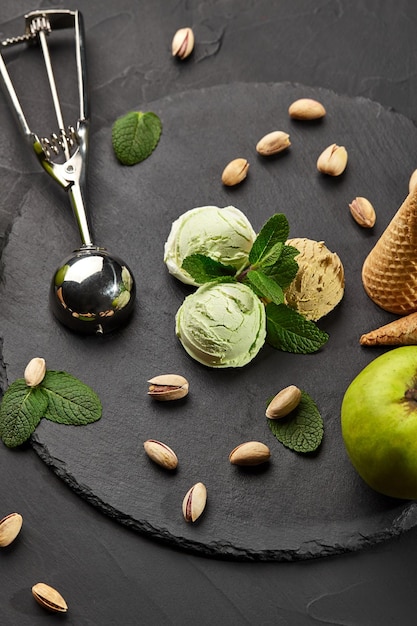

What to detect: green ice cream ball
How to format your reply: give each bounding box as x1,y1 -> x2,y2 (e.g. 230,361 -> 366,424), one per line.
175,281 -> 266,368
164,205 -> 256,286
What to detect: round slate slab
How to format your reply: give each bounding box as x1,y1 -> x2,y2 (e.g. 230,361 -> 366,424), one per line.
1,82 -> 417,561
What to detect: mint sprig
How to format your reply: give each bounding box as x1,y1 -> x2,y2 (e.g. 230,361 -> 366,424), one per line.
246,270 -> 284,305
267,390 -> 324,453
0,369 -> 102,448
181,213 -> 329,355
262,244 -> 299,289
248,213 -> 289,266
181,254 -> 236,284
112,111 -> 162,165
0,381 -> 48,448
41,371 -> 102,426
266,303 -> 328,353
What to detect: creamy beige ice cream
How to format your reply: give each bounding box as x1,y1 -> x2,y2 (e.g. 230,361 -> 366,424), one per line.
164,205 -> 256,285
175,281 -> 266,367
284,237 -> 345,321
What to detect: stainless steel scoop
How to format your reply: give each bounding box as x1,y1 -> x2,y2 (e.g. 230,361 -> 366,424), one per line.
0,9 -> 136,335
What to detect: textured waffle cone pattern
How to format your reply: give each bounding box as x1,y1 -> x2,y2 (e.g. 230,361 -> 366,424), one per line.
362,187 -> 417,314
360,311 -> 417,345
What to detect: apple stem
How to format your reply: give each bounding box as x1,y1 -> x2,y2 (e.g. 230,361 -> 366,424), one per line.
405,388 -> 417,402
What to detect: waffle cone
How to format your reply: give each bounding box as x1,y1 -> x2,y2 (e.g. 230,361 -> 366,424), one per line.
362,186 -> 417,314
360,312 -> 417,346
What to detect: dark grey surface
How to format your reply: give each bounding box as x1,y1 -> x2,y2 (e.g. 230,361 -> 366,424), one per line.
2,0 -> 417,623
2,81 -> 417,561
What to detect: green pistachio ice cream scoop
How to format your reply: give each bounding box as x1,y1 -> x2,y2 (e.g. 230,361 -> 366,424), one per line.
175,281 -> 266,368
164,205 -> 256,286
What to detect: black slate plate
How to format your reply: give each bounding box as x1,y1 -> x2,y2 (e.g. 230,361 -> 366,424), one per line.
1,82 -> 417,561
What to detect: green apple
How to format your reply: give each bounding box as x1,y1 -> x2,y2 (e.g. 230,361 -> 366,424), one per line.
341,346 -> 417,499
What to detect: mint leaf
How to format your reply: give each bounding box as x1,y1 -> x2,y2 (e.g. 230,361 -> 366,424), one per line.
41,371 -> 102,425
0,379 -> 48,447
267,390 -> 323,453
182,254 -> 236,284
245,270 -> 284,305
263,244 -> 299,289
266,302 -> 329,353
112,111 -> 162,165
249,214 -> 290,265
256,242 -> 284,270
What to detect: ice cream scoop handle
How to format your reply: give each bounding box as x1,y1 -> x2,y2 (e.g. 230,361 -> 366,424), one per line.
68,181 -> 93,247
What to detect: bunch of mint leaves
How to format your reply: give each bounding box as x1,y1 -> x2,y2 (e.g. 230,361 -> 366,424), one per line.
182,213 -> 329,354
0,370 -> 102,448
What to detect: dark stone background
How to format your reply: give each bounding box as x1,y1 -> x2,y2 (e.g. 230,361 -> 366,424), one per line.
1,1 -> 417,624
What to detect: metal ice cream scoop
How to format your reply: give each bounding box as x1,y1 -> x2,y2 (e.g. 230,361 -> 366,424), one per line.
0,9 -> 136,335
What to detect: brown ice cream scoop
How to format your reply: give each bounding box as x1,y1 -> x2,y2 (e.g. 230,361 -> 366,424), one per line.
284,238 -> 345,321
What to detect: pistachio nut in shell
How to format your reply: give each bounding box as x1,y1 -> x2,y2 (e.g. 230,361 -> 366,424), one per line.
409,169 -> 417,193
182,482 -> 207,522
288,98 -> 326,120
256,131 -> 291,156
0,512 -> 23,547
172,27 -> 194,60
31,582 -> 68,613
24,357 -> 46,387
221,158 -> 249,186
144,439 -> 178,470
317,143 -> 348,176
229,441 -> 271,466
266,385 -> 302,419
349,196 -> 376,228
147,374 -> 189,401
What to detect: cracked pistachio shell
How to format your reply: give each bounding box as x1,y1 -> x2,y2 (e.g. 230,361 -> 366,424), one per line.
221,158 -> 249,186
266,385 -> 302,419
147,374 -> 189,401
256,131 -> 291,156
349,196 -> 376,228
172,27 -> 194,60
288,98 -> 326,120
24,357 -> 46,387
32,582 -> 68,613
144,439 -> 178,470
317,143 -> 348,176
0,512 -> 23,547
229,441 -> 271,466
182,482 -> 207,522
